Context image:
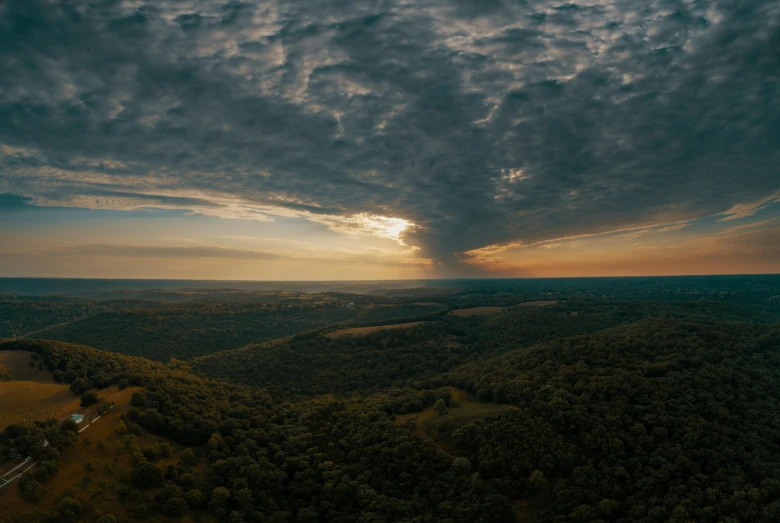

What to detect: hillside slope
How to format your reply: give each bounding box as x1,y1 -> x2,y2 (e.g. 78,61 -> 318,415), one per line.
31,301 -> 444,361
0,339 -> 517,522
442,319 -> 780,522
191,300 -> 769,401
0,296 -> 164,338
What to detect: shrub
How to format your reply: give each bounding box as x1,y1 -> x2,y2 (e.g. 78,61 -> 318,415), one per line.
18,476 -> 43,501
38,459 -> 59,479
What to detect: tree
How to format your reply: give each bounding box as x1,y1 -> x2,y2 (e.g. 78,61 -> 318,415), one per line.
208,486 -> 231,514
38,460 -> 58,479
184,489 -> 204,507
163,497 -> 188,517
69,378 -> 91,395
60,418 -> 79,434
131,461 -> 164,488
207,432 -> 223,451
179,448 -> 196,467
434,399 -> 448,416
180,472 -> 196,488
529,470 -> 547,489
451,457 -> 471,475
118,378 -> 130,390
80,391 -> 99,407
130,391 -> 146,407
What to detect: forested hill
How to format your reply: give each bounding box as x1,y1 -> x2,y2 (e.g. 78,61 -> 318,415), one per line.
25,300 -> 444,361
191,299 -> 780,400
1,339 -> 516,522
4,281 -> 780,523
0,295 -> 165,338
442,319 -> 780,522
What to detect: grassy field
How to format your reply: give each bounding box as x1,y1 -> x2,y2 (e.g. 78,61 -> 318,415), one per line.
0,351 -> 135,431
0,350 -> 52,382
512,300 -> 557,308
0,382 -> 83,430
449,301 -> 557,318
395,387 -> 513,456
448,307 -> 507,317
324,321 -> 427,339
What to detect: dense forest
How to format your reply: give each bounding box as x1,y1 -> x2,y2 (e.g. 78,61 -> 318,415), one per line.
0,296 -> 165,338
191,299 -> 780,400
8,299 -> 442,361
2,277 -> 780,522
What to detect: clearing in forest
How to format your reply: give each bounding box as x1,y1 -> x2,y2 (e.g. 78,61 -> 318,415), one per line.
449,306 -> 507,317
0,350 -> 134,430
395,387 -> 513,456
324,321 -> 426,339
513,300 -> 557,308
0,381 -> 131,431
0,385 -> 209,523
449,301 -> 558,317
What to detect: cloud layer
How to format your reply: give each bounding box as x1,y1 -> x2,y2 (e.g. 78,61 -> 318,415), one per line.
1,0 -> 779,273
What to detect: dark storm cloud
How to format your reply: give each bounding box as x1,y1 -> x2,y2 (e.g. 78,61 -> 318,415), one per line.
1,0 -> 779,270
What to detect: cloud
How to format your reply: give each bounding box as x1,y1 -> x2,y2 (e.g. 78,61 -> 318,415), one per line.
718,193 -> 780,221
36,241 -> 428,269
1,0 -> 779,274
56,244 -> 287,260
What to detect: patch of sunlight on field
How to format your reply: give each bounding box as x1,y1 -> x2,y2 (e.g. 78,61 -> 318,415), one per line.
324,321 -> 427,339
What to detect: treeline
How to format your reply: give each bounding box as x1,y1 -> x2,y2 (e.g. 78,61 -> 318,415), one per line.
0,339 -> 172,390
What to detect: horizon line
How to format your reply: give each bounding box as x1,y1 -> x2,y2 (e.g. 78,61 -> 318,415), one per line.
1,273 -> 779,283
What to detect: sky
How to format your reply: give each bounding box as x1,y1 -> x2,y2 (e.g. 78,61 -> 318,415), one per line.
0,0 -> 778,280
